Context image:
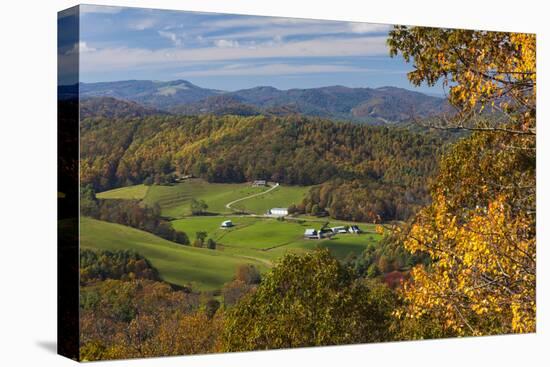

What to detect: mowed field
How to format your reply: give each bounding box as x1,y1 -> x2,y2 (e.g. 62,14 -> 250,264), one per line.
142,179 -> 268,218
231,185 -> 311,214
80,217 -> 268,291
97,179 -> 312,218
171,216 -> 380,261
96,184 -> 150,200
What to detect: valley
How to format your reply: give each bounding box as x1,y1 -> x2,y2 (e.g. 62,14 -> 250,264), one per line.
85,179 -> 381,291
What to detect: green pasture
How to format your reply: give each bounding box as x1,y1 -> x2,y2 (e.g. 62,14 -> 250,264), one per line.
80,217 -> 267,291
171,216 -> 380,260
142,179 -> 267,218
231,185 -> 311,214
99,180 -> 310,219
96,184 -> 149,200
86,180 -> 381,292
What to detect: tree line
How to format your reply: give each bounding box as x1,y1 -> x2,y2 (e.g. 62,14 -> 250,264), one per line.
291,178 -> 430,222
81,185 -> 190,245
80,249 -> 160,284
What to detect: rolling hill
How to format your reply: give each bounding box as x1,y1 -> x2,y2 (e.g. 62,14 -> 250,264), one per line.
223,85 -> 449,124
81,114 -> 444,222
80,217 -> 268,291
80,97 -> 168,119
80,214 -> 380,291
98,179 -> 312,218
79,79 -> 222,110
77,79 -> 449,124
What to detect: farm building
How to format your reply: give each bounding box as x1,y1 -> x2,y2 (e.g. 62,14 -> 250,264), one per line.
220,220 -> 234,228
330,226 -> 348,234
252,180 -> 267,187
174,174 -> 194,182
304,229 -> 319,239
348,225 -> 362,234
268,208 -> 289,217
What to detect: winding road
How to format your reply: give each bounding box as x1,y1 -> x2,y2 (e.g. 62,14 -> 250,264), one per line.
225,183 -> 280,211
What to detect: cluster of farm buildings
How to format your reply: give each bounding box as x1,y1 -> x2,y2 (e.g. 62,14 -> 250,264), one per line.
220,180 -> 364,238
303,225 -> 361,239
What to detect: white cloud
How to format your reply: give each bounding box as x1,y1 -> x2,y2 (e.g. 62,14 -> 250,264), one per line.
348,23 -> 391,34
158,31 -> 183,46
80,5 -> 122,14
214,39 -> 240,48
65,41 -> 96,55
177,63 -> 372,77
194,16 -> 390,41
129,18 -> 156,31
201,16 -> 322,29
78,36 -> 389,73
80,42 -> 96,53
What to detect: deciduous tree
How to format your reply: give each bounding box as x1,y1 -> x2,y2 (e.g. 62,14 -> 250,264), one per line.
222,250 -> 396,351
388,27 -> 536,336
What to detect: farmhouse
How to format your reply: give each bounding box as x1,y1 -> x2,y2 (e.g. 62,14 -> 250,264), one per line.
304,229 -> 319,239
174,173 -> 194,182
331,226 -> 348,234
348,225 -> 361,234
252,180 -> 267,187
220,220 -> 234,228
268,207 -> 288,217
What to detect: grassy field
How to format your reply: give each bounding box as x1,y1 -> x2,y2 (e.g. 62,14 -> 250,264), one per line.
170,216 -> 257,241
142,179 -> 268,218
172,216 -> 305,250
171,216 -> 380,260
96,180 -> 310,218
96,184 -> 149,200
87,180 -> 380,291
80,217 -> 267,291
232,185 -> 311,214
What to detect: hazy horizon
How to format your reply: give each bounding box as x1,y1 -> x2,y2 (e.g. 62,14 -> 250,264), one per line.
59,5 -> 445,95
62,78 -> 445,97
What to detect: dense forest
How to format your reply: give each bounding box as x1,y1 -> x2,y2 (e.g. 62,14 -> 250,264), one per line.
80,249 -> 160,283
80,79 -> 449,124
81,114 -> 447,221
79,249 -> 398,361
80,97 -> 167,119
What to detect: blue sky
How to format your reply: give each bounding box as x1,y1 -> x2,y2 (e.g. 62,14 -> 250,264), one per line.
59,4 -> 444,94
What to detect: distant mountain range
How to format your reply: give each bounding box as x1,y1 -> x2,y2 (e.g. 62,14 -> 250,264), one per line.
79,97 -> 168,119
64,79 -> 450,125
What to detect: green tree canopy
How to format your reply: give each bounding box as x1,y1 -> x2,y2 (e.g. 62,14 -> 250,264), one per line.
222,249 -> 396,351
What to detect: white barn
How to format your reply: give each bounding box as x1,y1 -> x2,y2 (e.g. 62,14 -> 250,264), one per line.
331,226 -> 348,234
304,229 -> 318,239
220,220 -> 234,228
269,208 -> 288,217
252,180 -> 267,186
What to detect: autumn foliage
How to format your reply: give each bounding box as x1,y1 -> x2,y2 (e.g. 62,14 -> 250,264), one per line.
389,27 -> 536,336
222,250 -> 397,351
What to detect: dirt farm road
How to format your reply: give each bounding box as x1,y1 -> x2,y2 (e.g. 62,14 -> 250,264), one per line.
225,183 -> 280,211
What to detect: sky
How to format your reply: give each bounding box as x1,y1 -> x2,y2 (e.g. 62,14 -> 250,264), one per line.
59,4 -> 444,94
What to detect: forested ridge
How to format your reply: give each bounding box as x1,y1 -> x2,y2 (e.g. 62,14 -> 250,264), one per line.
81,114 -> 448,221
79,80 -> 448,124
